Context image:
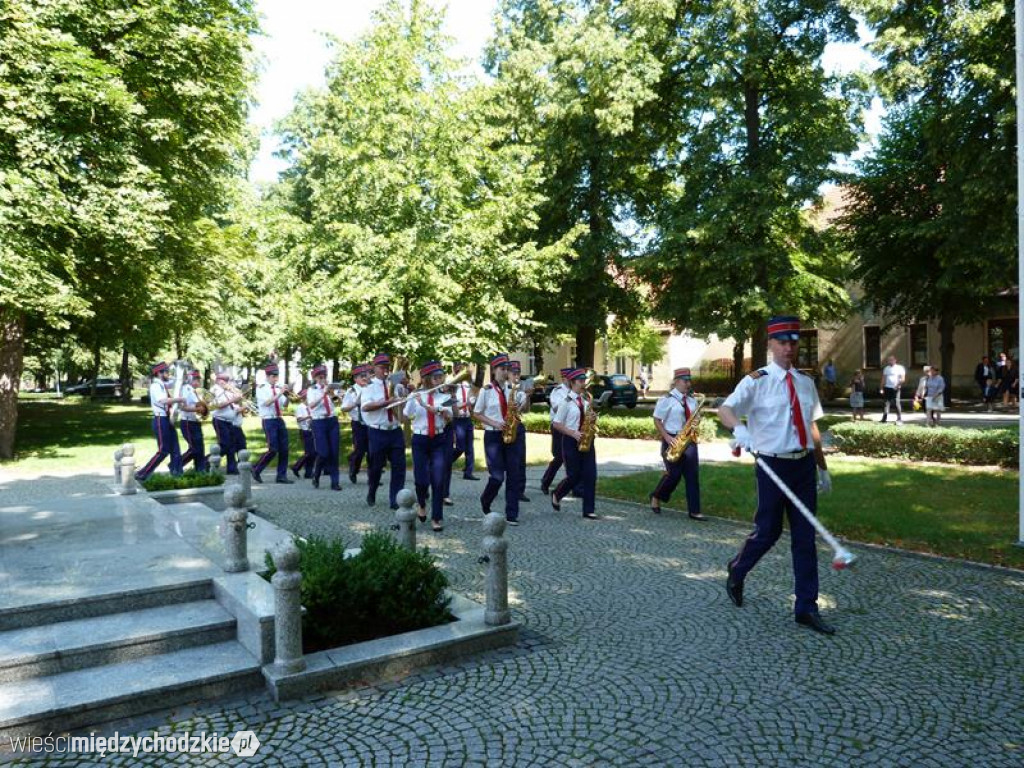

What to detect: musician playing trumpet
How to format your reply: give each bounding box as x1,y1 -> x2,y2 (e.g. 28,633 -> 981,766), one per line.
210,371 -> 244,475
306,364 -> 342,490
252,364 -> 293,484
178,369 -> 209,472
550,368 -> 598,520
472,354 -> 521,525
404,361 -> 453,532
361,353 -> 407,509
342,364 -> 371,484
650,368 -> 705,521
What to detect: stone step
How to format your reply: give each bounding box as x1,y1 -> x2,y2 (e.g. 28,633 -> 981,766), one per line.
0,600 -> 236,683
0,579 -> 214,632
0,641 -> 262,736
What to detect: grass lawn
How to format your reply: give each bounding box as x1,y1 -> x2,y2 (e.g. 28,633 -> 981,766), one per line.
598,460 -> 1024,570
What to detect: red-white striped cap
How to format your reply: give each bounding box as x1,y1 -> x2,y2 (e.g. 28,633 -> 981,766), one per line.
766,316 -> 801,340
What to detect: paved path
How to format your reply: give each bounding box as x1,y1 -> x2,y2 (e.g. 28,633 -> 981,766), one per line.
2,465 -> 1023,766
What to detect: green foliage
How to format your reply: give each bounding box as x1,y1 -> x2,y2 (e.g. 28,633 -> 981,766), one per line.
607,320 -> 664,368
521,409 -> 721,443
830,423 -> 1017,468
141,470 -> 225,493
263,531 -> 452,654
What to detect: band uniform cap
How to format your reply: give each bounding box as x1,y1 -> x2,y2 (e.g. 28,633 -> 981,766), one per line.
352,364 -> 371,376
264,364 -> 279,376
567,368 -> 587,382
490,353 -> 510,368
766,315 -> 802,341
419,361 -> 444,378
508,360 -> 521,373
189,370 -> 201,379
372,353 -> 391,366
151,362 -> 168,376
311,365 -> 328,378
559,367 -> 574,377
673,367 -> 692,380
215,371 -> 230,381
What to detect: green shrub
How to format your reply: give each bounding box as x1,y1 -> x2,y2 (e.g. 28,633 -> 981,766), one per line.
830,422 -> 1018,467
264,531 -> 452,653
521,409 -> 722,443
142,469 -> 225,492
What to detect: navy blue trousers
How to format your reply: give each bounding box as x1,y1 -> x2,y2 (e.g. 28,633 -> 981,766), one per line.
292,430 -> 316,477
348,421 -> 368,478
729,454 -> 819,615
254,417 -> 289,481
540,429 -> 563,490
652,438 -> 701,515
441,425 -> 456,499
137,416 -> 183,480
554,434 -> 596,516
481,431 -> 520,520
510,424 -> 527,498
311,417 -> 340,486
179,420 -> 207,472
367,426 -> 406,506
212,418 -> 238,474
449,418 -> 475,476
412,433 -> 448,521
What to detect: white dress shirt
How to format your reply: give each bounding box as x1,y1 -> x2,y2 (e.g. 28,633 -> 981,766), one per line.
553,391 -> 590,433
342,385 -> 363,423
256,382 -> 288,419
452,382 -> 476,418
548,383 -> 568,421
294,403 -> 312,432
473,382 -> 513,431
722,362 -> 823,454
179,383 -> 199,422
149,380 -> 173,417
403,392 -> 452,435
210,383 -> 235,421
362,377 -> 400,430
652,390 -> 695,435
306,383 -> 337,420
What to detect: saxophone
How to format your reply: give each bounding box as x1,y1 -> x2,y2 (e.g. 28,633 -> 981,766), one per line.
665,394 -> 706,463
502,385 -> 521,445
577,396 -> 598,452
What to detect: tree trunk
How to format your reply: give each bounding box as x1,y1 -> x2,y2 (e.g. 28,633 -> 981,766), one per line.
119,342 -> 132,402
331,360 -> 341,384
938,313 -> 955,406
575,325 -> 597,368
732,340 -> 745,385
89,341 -> 101,397
743,75 -> 770,373
750,324 -> 768,370
174,329 -> 184,360
0,308 -> 26,459
532,340 -> 544,376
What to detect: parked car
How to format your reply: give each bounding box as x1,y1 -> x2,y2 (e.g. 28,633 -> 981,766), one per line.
64,378 -> 122,398
589,374 -> 638,408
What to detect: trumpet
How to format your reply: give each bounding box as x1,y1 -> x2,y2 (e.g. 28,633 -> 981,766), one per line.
383,367 -> 473,410
224,382 -> 259,416
281,386 -> 304,404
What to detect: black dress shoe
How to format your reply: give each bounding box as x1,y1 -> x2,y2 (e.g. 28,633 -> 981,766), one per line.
443,498 -> 454,506
390,503 -> 399,511
464,474 -> 479,481
312,477 -> 320,489
726,563 -> 744,607
331,484 -> 342,491
550,492 -> 560,512
366,491 -> 376,506
796,612 -> 836,635
649,492 -> 660,514
251,471 -> 263,484
539,484 -> 550,496
519,495 -> 530,503
349,471 -> 357,485
688,511 -> 707,521
291,467 -> 300,479
277,478 -> 294,485
582,512 -> 599,520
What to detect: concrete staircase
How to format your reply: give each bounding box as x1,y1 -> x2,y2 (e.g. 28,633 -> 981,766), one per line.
0,580 -> 263,736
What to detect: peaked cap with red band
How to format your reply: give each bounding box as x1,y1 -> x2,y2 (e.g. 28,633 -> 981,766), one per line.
766,315 -> 801,341
419,361 -> 444,378
311,365 -> 327,378
566,368 -> 587,382
151,362 -> 169,376
372,353 -> 391,366
490,353 -> 510,368
673,368 -> 692,380
264,364 -> 279,376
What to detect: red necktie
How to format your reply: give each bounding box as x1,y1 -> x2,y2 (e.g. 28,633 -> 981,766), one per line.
683,396 -> 690,422
323,388 -> 332,417
495,385 -> 507,419
786,372 -> 808,448
273,386 -> 281,418
384,379 -> 394,423
428,393 -> 436,437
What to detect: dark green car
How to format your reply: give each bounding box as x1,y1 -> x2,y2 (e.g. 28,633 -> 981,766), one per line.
589,374 -> 638,408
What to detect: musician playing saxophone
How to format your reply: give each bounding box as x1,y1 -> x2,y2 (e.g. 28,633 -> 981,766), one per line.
507,361 -> 531,503
472,354 -> 521,525
550,368 -> 599,520
650,368 -> 705,521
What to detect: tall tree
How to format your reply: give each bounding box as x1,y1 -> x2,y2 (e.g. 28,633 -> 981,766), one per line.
843,0 -> 1015,397
645,0 -> 864,372
273,0 -> 569,366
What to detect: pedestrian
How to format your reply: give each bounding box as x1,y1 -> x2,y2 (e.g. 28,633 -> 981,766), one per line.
998,357 -> 1019,408
880,354 -> 906,424
719,315 -> 836,636
822,359 -> 837,400
924,366 -> 946,427
974,356 -> 996,406
849,369 -> 866,420
912,365 -> 930,413
639,369 -> 649,399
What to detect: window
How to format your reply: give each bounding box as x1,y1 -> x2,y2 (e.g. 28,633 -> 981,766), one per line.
909,323 -> 928,366
614,356 -> 626,375
988,318 -> 1019,360
864,326 -> 881,368
796,330 -> 818,369
569,345 -> 577,367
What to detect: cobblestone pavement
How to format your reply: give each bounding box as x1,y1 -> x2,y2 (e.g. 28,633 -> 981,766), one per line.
4,466 -> 1023,767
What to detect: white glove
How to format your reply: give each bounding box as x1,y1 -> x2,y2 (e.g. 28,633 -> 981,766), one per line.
731,424 -> 752,451
817,468 -> 832,495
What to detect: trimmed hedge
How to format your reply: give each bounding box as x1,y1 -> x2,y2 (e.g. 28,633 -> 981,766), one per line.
141,469 -> 225,492
521,410 -> 721,443
830,422 -> 1018,468
263,531 -> 452,653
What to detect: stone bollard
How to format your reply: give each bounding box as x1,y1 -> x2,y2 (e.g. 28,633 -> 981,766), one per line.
393,488 -> 417,552
113,447 -> 124,484
237,450 -> 253,508
271,540 -> 306,674
481,512 -> 510,626
119,444 -> 137,496
222,485 -> 250,573
208,444 -> 222,474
